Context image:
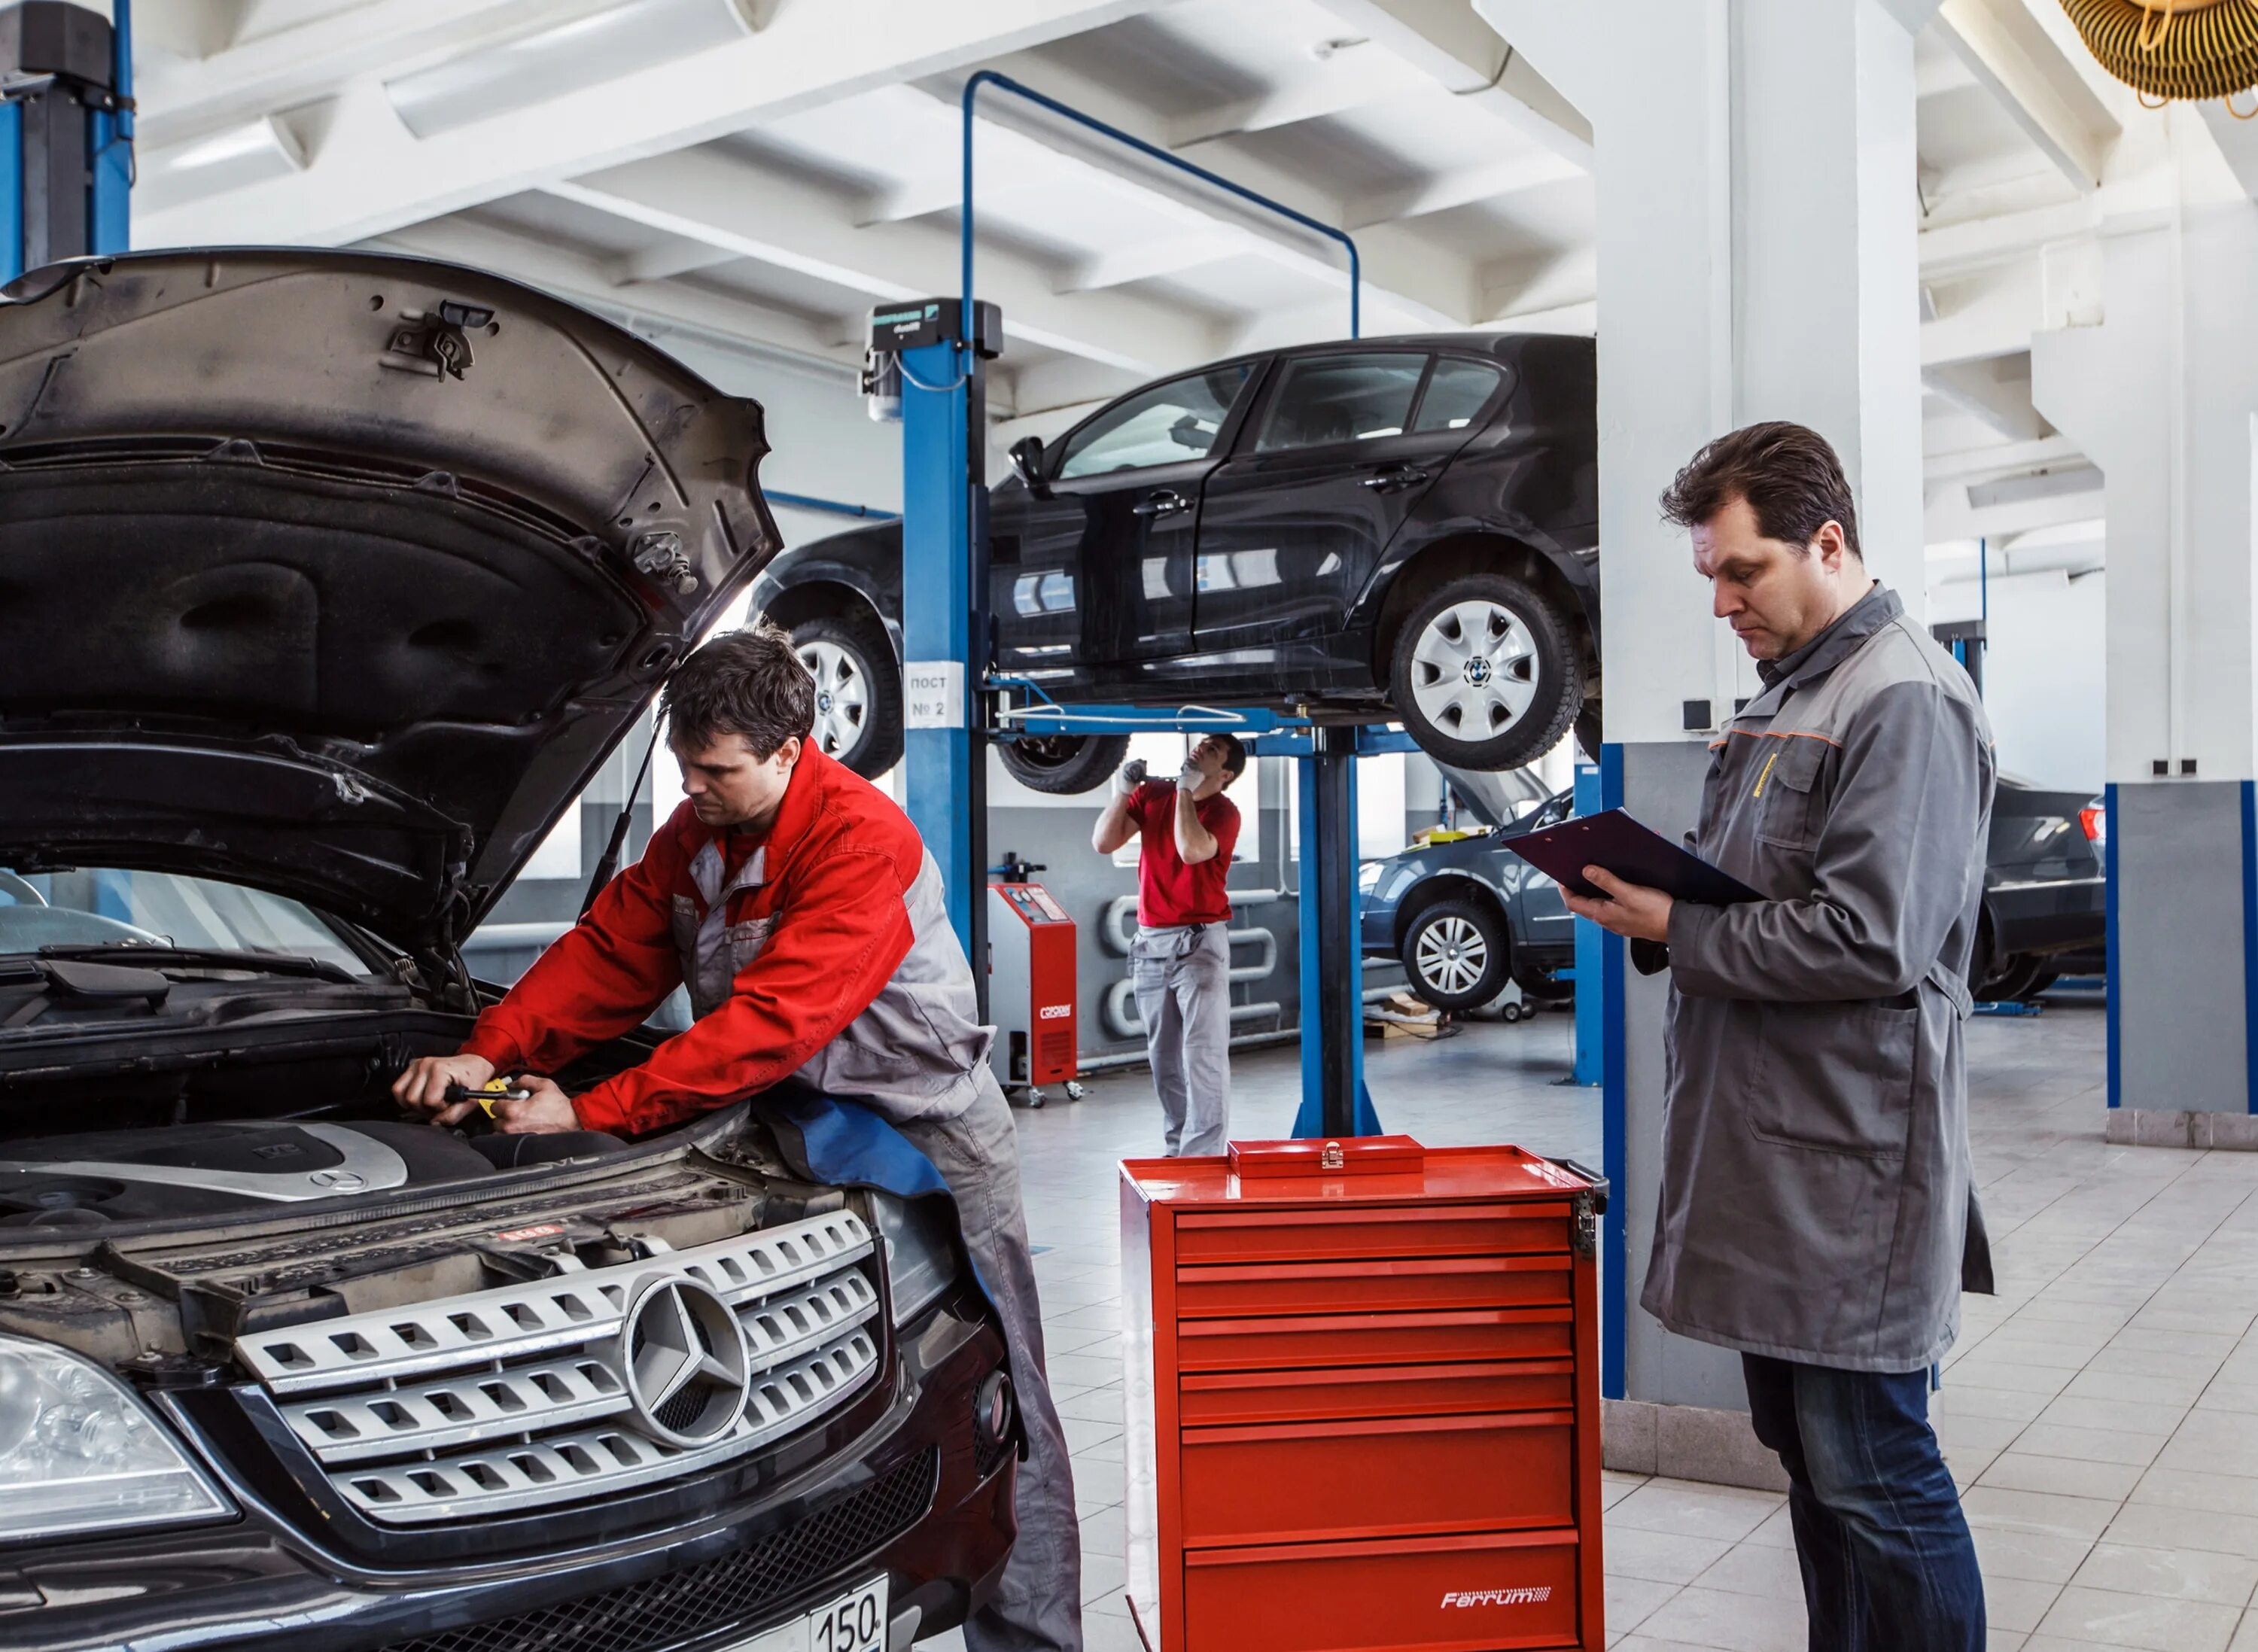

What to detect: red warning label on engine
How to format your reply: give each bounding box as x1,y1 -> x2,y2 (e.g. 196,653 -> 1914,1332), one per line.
495,1222 -> 566,1243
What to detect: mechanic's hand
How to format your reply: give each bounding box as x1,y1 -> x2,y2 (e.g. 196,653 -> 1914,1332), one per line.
490,1075 -> 581,1135
1112,758 -> 1147,798
1176,759 -> 1204,791
394,1052 -> 496,1121
1562,866 -> 1675,944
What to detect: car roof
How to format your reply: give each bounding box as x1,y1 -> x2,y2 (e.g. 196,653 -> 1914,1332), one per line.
1161,330 -> 1583,385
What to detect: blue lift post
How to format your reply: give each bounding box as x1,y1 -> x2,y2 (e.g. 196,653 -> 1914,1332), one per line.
958,71 -> 1374,1139
0,0 -> 133,280
1571,762 -> 1603,1087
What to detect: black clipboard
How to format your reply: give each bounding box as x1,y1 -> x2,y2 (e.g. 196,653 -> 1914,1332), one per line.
1502,808 -> 1762,905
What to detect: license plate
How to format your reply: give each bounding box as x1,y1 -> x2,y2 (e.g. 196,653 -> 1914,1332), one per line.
726,1575 -> 889,1652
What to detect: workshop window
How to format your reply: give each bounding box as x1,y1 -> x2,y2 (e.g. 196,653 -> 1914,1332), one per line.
1413,359 -> 1505,432
1254,353 -> 1429,453
1055,365 -> 1252,478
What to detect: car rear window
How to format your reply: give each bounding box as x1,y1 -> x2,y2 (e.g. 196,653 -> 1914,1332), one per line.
1255,354 -> 1428,452
1414,359 -> 1505,432
1056,365 -> 1252,478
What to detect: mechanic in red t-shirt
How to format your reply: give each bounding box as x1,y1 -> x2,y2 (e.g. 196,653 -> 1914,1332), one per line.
1090,734 -> 1246,1155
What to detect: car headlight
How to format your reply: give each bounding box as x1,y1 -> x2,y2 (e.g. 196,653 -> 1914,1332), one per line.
0,1337 -> 233,1541
1358,860 -> 1384,893
869,1194 -> 960,1325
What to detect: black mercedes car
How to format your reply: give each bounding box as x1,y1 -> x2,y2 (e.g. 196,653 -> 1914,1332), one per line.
1362,779 -> 2106,1013
756,333 -> 1599,792
0,253 -> 1014,1652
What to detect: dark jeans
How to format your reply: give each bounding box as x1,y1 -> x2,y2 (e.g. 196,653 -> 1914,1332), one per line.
1742,1353 -> 1986,1652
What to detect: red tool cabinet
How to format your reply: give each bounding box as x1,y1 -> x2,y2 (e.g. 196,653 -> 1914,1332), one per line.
1119,1136 -> 1607,1651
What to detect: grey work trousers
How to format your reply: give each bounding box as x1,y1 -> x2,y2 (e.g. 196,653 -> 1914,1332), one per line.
897,1069 -> 1082,1652
1131,923 -> 1231,1158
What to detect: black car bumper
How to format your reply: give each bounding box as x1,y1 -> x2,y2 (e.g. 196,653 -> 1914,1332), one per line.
2,1298 -> 1015,1652
1989,875 -> 2107,959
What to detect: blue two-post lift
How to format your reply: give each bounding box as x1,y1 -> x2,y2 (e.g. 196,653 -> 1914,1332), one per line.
875,71 -> 1389,1141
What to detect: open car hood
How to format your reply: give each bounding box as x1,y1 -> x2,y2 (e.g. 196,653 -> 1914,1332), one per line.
0,250 -> 778,950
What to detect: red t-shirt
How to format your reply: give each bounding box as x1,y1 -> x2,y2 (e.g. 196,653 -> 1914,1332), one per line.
1130,780 -> 1240,926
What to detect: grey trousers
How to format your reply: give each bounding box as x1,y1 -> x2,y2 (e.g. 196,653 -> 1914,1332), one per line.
1131,923 -> 1231,1158
898,1071 -> 1082,1652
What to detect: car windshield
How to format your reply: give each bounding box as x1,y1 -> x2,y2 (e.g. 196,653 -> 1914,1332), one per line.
0,867 -> 372,975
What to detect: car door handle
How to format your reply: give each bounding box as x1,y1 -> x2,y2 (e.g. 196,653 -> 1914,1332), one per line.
1131,489 -> 1189,517
1359,465 -> 1431,493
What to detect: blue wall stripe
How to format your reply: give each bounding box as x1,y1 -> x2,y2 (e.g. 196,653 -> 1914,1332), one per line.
1599,742 -> 1628,1402
2105,782 -> 2120,1112
2243,782 -> 2258,1115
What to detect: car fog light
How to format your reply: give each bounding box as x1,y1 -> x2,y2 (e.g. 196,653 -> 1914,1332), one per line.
975,1370 -> 1015,1449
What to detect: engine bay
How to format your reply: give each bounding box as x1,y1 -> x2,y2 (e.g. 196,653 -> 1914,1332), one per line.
0,1005 -> 827,1377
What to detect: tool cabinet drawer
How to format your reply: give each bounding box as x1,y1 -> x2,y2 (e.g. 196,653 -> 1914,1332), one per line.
1179,1358 -> 1575,1426
1173,1201 -> 1572,1264
1176,1305 -> 1575,1371
1173,1253 -> 1571,1318
1179,1410 -> 1575,1546
1182,1527 -> 1583,1650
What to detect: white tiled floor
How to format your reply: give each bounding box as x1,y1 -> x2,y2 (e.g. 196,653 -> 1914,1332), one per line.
930,992 -> 2258,1651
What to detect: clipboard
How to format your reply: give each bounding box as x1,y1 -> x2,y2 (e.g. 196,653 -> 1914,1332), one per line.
1502,808 -> 1762,906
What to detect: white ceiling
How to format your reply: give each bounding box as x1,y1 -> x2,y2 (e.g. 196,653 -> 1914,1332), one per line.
127,0 -> 2247,579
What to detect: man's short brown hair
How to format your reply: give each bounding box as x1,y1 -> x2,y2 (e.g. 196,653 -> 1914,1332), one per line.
1659,420 -> 1862,561
1215,734 -> 1248,782
661,621 -> 816,758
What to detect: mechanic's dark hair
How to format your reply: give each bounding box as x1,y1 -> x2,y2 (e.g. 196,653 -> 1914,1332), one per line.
1659,420 -> 1862,561
662,622 -> 816,759
1216,734 -> 1248,783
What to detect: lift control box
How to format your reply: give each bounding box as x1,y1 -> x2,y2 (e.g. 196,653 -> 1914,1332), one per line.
1119,1137 -> 1607,1651
987,879 -> 1077,1094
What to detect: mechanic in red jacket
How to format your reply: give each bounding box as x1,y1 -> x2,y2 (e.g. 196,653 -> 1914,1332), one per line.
393,622 -> 1082,1652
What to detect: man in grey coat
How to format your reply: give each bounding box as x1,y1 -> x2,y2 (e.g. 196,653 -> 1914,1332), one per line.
1566,422 -> 1994,1652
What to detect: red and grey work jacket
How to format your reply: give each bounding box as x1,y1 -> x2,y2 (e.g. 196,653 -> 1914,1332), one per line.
462,747 -> 992,1136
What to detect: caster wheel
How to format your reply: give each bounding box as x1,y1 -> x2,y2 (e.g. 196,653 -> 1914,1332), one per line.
1024,1088 -> 1047,1109
1501,1002 -> 1525,1024
1064,1081 -> 1086,1101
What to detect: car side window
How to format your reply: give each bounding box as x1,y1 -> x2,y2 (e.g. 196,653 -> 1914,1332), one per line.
1252,353 -> 1429,454
1054,365 -> 1252,479
1413,359 -> 1505,433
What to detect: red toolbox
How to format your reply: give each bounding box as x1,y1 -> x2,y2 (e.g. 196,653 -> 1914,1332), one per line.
1120,1136 -> 1607,1651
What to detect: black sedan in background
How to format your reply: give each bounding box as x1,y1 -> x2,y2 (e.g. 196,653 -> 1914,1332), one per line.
1362,780 -> 2107,1012
757,331 -> 1599,793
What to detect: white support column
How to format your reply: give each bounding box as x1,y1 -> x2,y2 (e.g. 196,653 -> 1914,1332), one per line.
1477,0 -> 1936,1488
2032,200 -> 2258,1143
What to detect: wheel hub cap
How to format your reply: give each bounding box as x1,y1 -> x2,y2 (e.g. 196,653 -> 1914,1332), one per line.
1407,599 -> 1540,739
796,640 -> 869,760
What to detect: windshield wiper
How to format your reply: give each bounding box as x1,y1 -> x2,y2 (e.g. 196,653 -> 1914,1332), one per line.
32,944 -> 361,984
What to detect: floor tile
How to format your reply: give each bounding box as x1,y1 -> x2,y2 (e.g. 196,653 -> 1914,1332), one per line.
2035,1584 -> 2241,1652
2070,1542 -> 2258,1608
1981,1452 -> 2147,1503
1602,1525 -> 1737,1586
1633,1584 -> 1806,1652
1608,1480 -> 1783,1544
1605,1574 -> 1681,1637
1690,1541 -> 1803,1601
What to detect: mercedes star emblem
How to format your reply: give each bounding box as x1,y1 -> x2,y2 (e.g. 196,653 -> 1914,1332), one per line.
617,1274 -> 750,1447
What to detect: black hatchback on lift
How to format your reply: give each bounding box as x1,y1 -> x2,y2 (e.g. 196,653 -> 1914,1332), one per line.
754,333 -> 1599,791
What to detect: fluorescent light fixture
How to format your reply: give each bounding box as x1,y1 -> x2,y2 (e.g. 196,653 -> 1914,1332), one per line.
136,115 -> 306,211
385,0 -> 758,139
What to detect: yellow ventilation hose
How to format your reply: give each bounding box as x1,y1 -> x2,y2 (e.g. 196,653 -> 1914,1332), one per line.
2059,0 -> 2258,108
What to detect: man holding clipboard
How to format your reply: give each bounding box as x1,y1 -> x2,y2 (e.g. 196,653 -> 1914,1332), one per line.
1560,424 -> 1995,1652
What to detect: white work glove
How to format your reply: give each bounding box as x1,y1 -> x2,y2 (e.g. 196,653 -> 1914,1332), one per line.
1111,759 -> 1148,799
1176,759 -> 1204,792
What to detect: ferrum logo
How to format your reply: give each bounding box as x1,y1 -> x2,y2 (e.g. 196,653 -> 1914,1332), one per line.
1439,1587 -> 1553,1608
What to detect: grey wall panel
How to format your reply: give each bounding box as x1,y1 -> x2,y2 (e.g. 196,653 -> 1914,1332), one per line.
2116,781 -> 2249,1113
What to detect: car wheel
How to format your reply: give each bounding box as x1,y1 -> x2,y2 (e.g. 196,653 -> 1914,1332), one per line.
1575,705 -> 1603,765
997,732 -> 1132,796
1400,897 -> 1509,1012
790,613 -> 902,779
1389,573 -> 1583,771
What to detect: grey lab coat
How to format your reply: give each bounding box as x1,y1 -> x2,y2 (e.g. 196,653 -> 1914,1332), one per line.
1638,585 -> 1996,1373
